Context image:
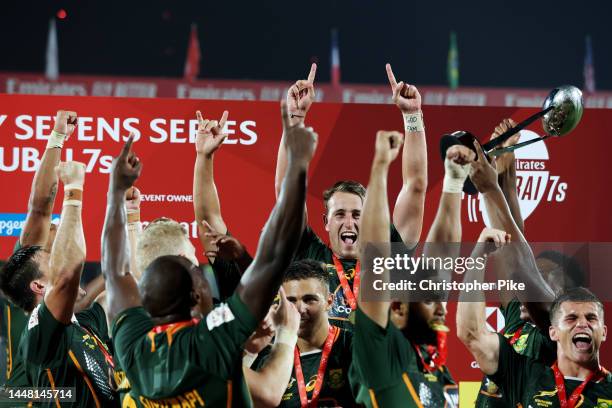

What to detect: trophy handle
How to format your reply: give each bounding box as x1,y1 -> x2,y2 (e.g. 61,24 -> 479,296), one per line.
487,135 -> 552,157
481,105 -> 554,152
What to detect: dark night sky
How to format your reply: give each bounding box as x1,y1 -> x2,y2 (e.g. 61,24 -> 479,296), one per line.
0,0 -> 610,89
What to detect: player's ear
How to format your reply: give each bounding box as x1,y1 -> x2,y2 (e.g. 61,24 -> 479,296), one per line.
30,279 -> 46,296
549,325 -> 559,342
323,214 -> 329,230
190,290 -> 199,308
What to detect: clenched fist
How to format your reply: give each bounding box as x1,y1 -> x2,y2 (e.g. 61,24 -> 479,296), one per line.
56,161 -> 85,187
374,130 -> 404,166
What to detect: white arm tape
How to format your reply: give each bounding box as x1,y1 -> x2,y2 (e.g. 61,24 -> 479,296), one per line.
46,130 -> 67,149
403,111 -> 425,133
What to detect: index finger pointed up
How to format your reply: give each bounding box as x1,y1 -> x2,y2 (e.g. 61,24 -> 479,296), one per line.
473,140 -> 486,162
120,133 -> 135,158
219,110 -> 229,128
196,110 -> 204,126
280,100 -> 290,130
278,286 -> 288,305
385,63 -> 398,90
307,63 -> 317,83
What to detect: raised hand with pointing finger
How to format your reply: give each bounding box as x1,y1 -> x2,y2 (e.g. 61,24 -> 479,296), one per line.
385,63 -> 421,114
286,63 -> 317,126
110,134 -> 142,193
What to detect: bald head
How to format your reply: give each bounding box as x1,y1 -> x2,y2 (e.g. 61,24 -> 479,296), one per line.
139,255 -> 197,319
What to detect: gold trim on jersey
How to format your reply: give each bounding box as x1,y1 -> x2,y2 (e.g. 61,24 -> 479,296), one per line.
45,368 -> 61,408
368,388 -> 380,408
6,304 -> 13,378
402,373 -> 425,408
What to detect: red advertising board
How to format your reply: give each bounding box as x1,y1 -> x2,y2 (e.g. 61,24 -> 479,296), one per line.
0,94 -> 610,385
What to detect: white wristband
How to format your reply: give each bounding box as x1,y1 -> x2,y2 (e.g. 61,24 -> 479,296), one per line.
64,183 -> 83,191
403,112 -> 425,133
274,326 -> 298,348
47,130 -> 67,149
63,200 -> 82,208
443,158 -> 470,193
242,351 -> 258,368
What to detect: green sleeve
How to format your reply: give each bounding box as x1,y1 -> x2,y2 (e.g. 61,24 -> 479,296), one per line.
21,301 -> 68,366
501,297 -> 523,334
295,226 -> 330,261
352,307 -> 406,391
112,307 -> 153,369
75,302 -> 109,341
193,293 -> 258,378
490,333 -> 528,406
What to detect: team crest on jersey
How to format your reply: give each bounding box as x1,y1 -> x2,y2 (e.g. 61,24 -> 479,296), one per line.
465,130 -> 567,225
597,398 -> 612,408
532,387 -> 565,408
327,368 -> 345,389
510,333 -> 529,353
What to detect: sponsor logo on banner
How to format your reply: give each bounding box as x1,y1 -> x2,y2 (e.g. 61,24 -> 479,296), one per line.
0,213 -> 60,237
465,130 -> 568,224
485,306 -> 506,333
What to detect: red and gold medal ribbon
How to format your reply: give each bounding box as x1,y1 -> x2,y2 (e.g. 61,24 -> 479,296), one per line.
552,362 -> 606,408
294,325 -> 339,407
332,254 -> 360,311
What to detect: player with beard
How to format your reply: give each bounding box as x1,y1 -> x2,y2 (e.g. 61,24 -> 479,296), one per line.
254,259 -> 355,407
348,129 -> 473,407
105,103 -> 315,407
473,119 -> 585,408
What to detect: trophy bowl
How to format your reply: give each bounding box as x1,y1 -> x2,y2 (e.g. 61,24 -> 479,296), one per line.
542,85 -> 584,137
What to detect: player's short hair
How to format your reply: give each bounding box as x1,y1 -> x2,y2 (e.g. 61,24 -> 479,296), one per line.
284,259 -> 329,292
550,287 -> 604,324
322,180 -> 366,215
0,245 -> 43,312
136,218 -> 197,276
537,250 -> 586,288
139,255 -> 195,318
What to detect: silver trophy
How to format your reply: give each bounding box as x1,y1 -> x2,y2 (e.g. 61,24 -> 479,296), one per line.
440,85 -> 584,194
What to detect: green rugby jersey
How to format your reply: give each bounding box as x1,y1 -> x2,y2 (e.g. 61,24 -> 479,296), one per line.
112,293 -> 257,408
256,327 -> 354,407
475,299 -> 557,408
19,301 -> 118,407
349,308 -> 458,408
1,241 -> 31,387
491,333 -> 612,407
0,298 -> 28,386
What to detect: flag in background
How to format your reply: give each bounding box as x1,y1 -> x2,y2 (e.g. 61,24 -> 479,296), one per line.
583,35 -> 596,93
184,23 -> 201,82
45,18 -> 59,80
331,28 -> 341,87
447,31 -> 459,90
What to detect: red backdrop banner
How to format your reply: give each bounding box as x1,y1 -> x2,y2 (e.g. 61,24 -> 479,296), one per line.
0,94 -> 609,380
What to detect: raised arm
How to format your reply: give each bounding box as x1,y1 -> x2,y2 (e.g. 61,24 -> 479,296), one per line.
274,63 -> 316,199
490,119 -> 524,233
20,111 -> 76,247
237,102 -> 316,321
101,136 -> 143,322
125,186 -> 143,280
245,288 -> 299,407
44,161 -> 86,324
359,131 -> 404,328
457,228 -> 510,375
386,64 -> 428,245
193,110 -> 229,238
470,141 -> 554,324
